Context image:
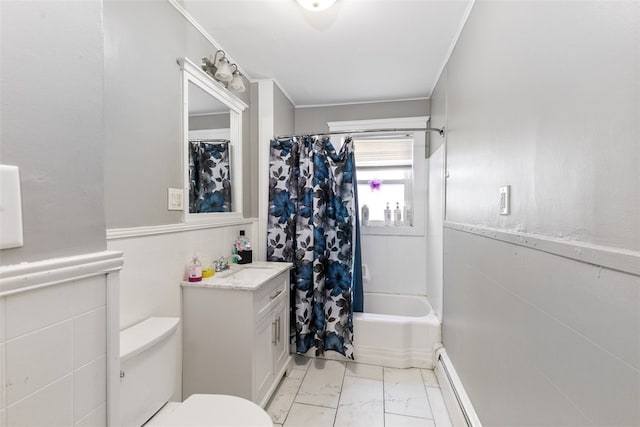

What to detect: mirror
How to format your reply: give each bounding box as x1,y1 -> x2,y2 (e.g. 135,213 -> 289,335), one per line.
180,58 -> 247,222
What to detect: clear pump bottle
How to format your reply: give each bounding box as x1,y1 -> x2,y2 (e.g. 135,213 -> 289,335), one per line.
361,204 -> 369,226
393,202 -> 402,226
384,202 -> 392,226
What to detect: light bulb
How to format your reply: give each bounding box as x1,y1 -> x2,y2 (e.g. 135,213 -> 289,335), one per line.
229,72 -> 246,93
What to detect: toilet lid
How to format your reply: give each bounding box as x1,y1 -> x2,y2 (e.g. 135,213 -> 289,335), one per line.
147,394 -> 273,427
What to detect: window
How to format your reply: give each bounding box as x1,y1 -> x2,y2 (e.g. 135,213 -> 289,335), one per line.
354,137 -> 413,224
328,117 -> 428,236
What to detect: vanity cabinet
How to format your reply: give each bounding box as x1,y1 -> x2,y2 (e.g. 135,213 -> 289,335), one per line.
182,263 -> 292,407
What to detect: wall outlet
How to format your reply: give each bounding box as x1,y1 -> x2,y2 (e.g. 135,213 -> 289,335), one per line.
167,188 -> 184,211
499,185 -> 510,215
362,264 -> 370,281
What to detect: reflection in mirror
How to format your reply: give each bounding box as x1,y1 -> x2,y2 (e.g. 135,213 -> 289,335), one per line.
180,57 -> 247,224
188,82 -> 232,213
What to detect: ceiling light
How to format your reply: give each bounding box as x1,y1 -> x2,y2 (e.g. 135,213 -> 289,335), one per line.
296,0 -> 337,12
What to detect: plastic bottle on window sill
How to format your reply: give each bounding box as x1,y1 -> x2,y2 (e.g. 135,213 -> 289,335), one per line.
384,202 -> 392,226
361,204 -> 369,226
393,202 -> 402,226
404,205 -> 413,227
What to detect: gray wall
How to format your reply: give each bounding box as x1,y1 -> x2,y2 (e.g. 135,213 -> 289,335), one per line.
0,0 -> 106,265
435,1 -> 640,425
188,113 -> 230,131
295,99 -> 429,134
104,0 -> 252,228
273,84 -> 295,138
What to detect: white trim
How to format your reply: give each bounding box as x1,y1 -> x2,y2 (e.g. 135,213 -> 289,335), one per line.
444,221 -> 640,277
352,344 -> 433,369
360,225 -> 423,237
328,116 -> 429,131
106,267 -> 121,427
435,348 -> 483,427
106,218 -> 256,240
257,81 -> 275,262
297,97 -> 430,109
188,128 -> 230,140
429,0 -> 476,96
179,58 -> 248,113
167,0 -> 252,81
180,57 -> 246,224
0,250 -> 124,297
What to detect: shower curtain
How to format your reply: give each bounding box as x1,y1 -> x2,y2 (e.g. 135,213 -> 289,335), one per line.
267,135 -> 362,359
189,141 -> 231,212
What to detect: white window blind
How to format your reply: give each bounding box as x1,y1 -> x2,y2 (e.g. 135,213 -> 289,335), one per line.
353,138 -> 413,167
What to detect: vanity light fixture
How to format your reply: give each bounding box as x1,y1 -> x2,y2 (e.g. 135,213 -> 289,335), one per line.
201,50 -> 244,91
228,64 -> 246,93
296,0 -> 337,11
214,56 -> 233,83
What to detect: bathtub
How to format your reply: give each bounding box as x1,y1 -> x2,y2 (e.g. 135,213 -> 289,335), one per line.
352,292 -> 441,369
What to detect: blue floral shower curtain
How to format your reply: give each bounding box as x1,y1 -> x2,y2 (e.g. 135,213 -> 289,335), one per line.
189,141 -> 231,212
267,135 -> 360,359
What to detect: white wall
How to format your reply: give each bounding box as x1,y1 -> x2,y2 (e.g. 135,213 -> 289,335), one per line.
0,252 -> 123,427
435,1 -> 640,425
426,144 -> 445,318
107,222 -> 256,401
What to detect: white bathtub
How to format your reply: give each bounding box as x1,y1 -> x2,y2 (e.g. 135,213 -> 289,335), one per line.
353,292 -> 441,368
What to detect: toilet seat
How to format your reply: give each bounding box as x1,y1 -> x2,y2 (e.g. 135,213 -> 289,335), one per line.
146,394 -> 273,427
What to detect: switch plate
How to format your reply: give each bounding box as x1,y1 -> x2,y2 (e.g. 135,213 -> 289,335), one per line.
0,165 -> 24,249
167,188 -> 184,211
499,185 -> 510,215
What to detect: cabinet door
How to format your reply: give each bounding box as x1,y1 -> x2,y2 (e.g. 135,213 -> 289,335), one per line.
254,311 -> 276,402
273,297 -> 289,375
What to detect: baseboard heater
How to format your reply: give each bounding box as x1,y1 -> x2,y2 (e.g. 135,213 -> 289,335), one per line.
434,347 -> 482,427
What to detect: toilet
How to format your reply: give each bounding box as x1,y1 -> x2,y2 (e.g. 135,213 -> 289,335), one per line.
120,317 -> 273,427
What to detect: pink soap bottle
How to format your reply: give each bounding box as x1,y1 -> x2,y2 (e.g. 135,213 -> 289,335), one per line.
187,256 -> 202,282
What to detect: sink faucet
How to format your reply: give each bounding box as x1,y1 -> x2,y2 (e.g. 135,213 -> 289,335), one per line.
214,256 -> 232,272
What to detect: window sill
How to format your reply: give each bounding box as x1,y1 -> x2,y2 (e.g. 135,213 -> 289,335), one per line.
360,223 -> 424,237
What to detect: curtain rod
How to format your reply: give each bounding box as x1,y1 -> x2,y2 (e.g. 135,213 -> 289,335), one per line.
275,127 -> 445,140
189,138 -> 230,143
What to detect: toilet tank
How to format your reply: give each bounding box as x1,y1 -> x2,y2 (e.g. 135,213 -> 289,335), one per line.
120,317 -> 180,427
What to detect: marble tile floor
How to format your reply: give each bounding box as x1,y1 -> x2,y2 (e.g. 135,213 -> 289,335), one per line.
266,355 -> 452,427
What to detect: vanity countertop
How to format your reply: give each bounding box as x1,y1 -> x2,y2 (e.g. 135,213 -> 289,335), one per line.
181,261 -> 292,291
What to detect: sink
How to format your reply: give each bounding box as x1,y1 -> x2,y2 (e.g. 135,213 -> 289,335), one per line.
210,265 -> 277,283
227,267 -> 274,283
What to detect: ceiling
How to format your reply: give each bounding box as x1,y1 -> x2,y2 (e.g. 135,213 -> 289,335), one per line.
182,0 -> 473,107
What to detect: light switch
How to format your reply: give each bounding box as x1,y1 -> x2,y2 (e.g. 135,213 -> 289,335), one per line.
499,185 -> 510,215
167,188 -> 184,211
0,165 -> 24,249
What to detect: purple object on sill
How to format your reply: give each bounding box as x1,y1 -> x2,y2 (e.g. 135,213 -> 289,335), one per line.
368,179 -> 382,191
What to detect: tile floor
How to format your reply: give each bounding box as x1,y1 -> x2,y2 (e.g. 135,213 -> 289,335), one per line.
266,356 -> 452,427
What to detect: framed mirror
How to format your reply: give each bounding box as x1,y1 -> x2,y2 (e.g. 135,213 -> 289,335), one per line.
179,57 -> 247,223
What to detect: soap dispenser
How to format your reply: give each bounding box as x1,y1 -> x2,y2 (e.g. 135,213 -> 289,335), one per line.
187,255 -> 202,282
384,202 -> 392,226
393,202 -> 402,226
